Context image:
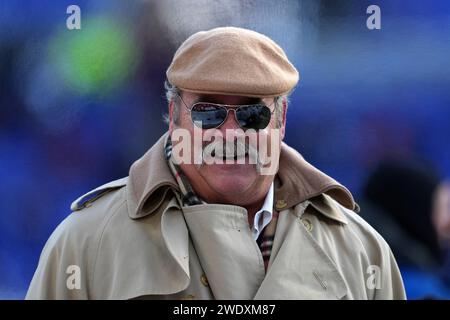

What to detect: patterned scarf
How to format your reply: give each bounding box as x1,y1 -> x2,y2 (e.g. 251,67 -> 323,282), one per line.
164,134 -> 278,271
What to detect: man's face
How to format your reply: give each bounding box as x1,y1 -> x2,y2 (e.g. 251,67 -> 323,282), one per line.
169,91 -> 286,206
433,182 -> 450,245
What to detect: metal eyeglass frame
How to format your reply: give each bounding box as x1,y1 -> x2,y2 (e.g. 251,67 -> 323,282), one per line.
175,92 -> 276,129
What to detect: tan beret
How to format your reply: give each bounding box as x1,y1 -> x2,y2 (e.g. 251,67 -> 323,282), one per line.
166,27 -> 299,98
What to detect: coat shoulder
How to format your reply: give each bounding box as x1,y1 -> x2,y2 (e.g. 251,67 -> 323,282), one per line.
26,178 -> 130,299
59,177 -> 129,243
70,177 -> 128,211
34,177 -> 129,273
40,177 -> 129,258
319,198 -> 406,299
337,201 -> 392,256
53,177 -> 129,240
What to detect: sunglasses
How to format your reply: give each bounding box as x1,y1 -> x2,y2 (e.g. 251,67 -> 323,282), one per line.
177,94 -> 275,130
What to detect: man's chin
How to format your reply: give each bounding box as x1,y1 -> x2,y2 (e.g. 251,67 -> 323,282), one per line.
201,164 -> 257,197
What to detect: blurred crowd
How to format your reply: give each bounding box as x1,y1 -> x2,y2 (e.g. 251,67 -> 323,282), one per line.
0,0 -> 449,299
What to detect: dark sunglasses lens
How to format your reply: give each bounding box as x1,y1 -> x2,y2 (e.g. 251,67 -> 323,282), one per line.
191,104 -> 227,129
236,105 -> 271,130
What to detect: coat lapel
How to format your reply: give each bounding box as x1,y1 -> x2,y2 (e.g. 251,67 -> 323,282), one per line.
255,202 -> 348,299
182,204 -> 266,299
160,198 -> 191,281
93,195 -> 192,299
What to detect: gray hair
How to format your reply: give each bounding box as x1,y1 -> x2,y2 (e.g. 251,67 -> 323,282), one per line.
164,80 -> 287,128
164,80 -> 182,124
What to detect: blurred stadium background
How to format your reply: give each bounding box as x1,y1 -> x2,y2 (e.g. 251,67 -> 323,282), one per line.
1,0 -> 449,299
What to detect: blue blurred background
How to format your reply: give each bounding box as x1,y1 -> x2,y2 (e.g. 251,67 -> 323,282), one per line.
1,0 -> 450,299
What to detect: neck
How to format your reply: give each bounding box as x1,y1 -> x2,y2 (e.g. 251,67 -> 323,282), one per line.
244,199 -> 265,227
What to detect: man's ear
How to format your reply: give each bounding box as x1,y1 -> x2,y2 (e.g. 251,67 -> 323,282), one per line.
168,101 -> 174,133
280,98 -> 288,140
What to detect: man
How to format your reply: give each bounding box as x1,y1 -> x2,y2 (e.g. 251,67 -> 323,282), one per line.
26,27 -> 406,299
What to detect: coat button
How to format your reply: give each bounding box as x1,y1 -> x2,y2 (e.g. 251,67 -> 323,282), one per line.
300,217 -> 313,232
275,199 -> 287,210
200,274 -> 209,287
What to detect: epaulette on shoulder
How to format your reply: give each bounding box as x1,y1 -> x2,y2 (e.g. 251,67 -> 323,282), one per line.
70,177 -> 128,211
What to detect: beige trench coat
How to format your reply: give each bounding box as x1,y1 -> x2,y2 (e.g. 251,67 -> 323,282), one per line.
26,133 -> 406,300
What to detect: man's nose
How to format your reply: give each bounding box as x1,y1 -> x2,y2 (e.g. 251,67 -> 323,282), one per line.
219,109 -> 241,132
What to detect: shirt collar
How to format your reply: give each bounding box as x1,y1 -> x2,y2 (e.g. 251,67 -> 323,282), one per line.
259,182 -> 274,215
252,182 -> 274,240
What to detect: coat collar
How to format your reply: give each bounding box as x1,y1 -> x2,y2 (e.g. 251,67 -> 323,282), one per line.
126,132 -> 357,222
126,133 -> 180,219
